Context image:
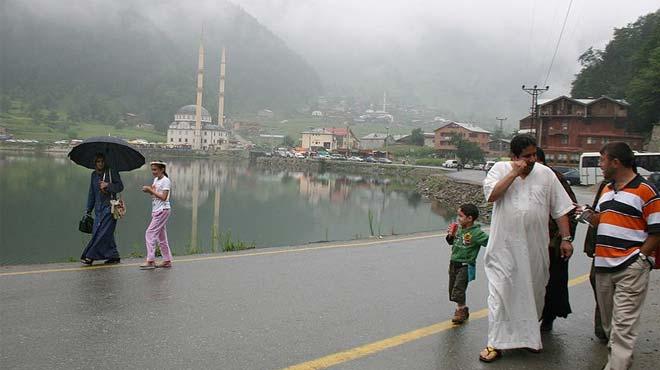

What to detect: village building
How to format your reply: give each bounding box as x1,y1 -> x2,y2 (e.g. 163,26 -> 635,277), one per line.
433,122 -> 491,153
301,127 -> 359,151
487,138 -> 511,157
519,95 -> 644,164
360,133 -> 395,150
167,105 -> 228,150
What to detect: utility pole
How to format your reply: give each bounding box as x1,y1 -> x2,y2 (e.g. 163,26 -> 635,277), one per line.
495,117 -> 507,132
522,85 -> 549,146
495,117 -> 508,153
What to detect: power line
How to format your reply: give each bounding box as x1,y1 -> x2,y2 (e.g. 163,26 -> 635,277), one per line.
543,0 -> 574,86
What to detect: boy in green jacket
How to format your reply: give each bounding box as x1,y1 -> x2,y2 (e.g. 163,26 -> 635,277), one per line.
445,203 -> 489,324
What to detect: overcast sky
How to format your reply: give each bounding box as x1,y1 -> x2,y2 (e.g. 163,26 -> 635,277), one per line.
232,0 -> 659,125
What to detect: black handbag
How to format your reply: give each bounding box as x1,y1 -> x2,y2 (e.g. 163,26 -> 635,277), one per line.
79,214 -> 94,234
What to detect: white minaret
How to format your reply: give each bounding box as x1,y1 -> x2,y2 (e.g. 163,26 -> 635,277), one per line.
382,91 -> 387,112
193,38 -> 205,150
218,47 -> 226,129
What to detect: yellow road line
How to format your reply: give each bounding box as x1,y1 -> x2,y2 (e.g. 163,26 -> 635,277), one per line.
284,273 -> 591,370
0,233 -> 445,277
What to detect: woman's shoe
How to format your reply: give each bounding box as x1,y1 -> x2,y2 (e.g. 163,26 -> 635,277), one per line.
139,261 -> 156,270
156,261 -> 172,268
80,258 -> 93,265
104,258 -> 121,265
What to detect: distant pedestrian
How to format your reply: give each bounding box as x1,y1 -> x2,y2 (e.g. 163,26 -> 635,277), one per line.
445,204 -> 489,324
80,153 -> 124,265
140,161 -> 173,269
536,148 -> 578,332
579,142 -> 660,369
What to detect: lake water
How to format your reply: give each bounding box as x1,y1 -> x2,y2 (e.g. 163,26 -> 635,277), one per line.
0,152 -> 454,265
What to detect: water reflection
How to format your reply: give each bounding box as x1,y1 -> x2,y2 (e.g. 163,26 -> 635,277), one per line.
0,153 -> 454,265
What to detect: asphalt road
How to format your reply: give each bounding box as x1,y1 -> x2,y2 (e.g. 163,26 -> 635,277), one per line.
2,223 -> 659,369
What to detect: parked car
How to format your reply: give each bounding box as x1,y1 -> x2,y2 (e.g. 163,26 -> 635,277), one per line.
365,156 -> 377,163
348,156 -> 364,162
463,163 -> 473,169
330,154 -> 346,160
563,169 -> 581,186
553,166 -> 575,175
474,163 -> 485,170
317,153 -> 331,159
294,152 -> 305,159
484,161 -> 496,171
443,159 -> 458,168
378,157 -> 393,164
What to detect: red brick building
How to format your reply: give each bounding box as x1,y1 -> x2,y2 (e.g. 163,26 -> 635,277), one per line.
519,96 -> 644,165
434,122 -> 491,154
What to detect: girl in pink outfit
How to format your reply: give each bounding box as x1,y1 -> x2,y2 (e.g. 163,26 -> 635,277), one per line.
140,161 -> 173,269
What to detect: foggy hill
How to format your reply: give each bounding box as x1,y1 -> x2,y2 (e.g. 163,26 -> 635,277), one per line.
0,0 -> 323,129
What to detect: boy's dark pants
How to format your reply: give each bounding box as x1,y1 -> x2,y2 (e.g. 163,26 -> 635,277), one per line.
449,261 -> 469,305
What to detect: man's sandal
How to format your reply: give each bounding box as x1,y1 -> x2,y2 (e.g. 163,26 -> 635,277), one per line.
479,347 -> 502,363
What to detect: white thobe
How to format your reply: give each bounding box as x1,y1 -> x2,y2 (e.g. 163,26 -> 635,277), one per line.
483,162 -> 574,350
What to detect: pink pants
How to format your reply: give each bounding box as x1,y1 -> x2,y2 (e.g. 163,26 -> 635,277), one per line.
145,209 -> 172,262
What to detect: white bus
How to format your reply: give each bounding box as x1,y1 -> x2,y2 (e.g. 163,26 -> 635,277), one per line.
579,151 -> 660,185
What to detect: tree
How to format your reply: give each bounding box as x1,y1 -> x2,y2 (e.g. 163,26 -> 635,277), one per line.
0,95 -> 11,113
47,111 -> 59,122
410,128 -> 425,146
282,135 -> 296,148
450,134 -> 485,164
571,9 -> 660,132
627,47 -> 660,131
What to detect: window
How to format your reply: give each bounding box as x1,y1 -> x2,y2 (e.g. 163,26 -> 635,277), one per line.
582,156 -> 599,167
561,136 -> 568,145
469,133 -> 477,138
587,137 -> 595,144
602,137 -> 609,144
178,138 -> 181,142
185,139 -> 188,143
561,121 -> 568,130
170,138 -> 174,142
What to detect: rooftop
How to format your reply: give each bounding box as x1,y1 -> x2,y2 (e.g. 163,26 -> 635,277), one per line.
538,95 -> 629,107
435,121 -> 491,134
361,133 -> 391,140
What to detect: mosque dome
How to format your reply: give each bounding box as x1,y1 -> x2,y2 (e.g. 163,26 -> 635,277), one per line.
175,105 -> 212,123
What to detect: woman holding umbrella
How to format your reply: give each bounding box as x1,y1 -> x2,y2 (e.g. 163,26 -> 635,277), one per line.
80,153 -> 124,265
69,136 -> 145,265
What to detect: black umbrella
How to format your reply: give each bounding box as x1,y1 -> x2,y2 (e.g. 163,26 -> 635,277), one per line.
68,136 -> 145,171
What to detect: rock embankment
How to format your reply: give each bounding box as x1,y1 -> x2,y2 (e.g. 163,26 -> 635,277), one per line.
416,174 -> 491,223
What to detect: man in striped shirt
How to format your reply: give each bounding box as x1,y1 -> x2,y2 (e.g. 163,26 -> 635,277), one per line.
584,142 -> 660,370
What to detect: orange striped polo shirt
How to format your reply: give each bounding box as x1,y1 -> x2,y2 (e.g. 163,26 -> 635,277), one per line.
595,175 -> 660,272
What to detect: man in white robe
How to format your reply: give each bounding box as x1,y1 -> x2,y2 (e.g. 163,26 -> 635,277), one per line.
479,135 -> 575,362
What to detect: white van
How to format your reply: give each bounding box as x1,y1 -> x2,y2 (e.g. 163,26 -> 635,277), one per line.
443,159 -> 458,168
484,161 -> 496,171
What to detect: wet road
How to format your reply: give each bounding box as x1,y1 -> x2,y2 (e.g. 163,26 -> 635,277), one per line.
2,223 -> 659,370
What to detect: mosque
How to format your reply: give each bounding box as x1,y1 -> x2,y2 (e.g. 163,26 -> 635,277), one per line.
167,105 -> 227,149
167,42 -> 228,150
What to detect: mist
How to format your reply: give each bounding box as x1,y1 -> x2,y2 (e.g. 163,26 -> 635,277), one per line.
233,0 -> 660,129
